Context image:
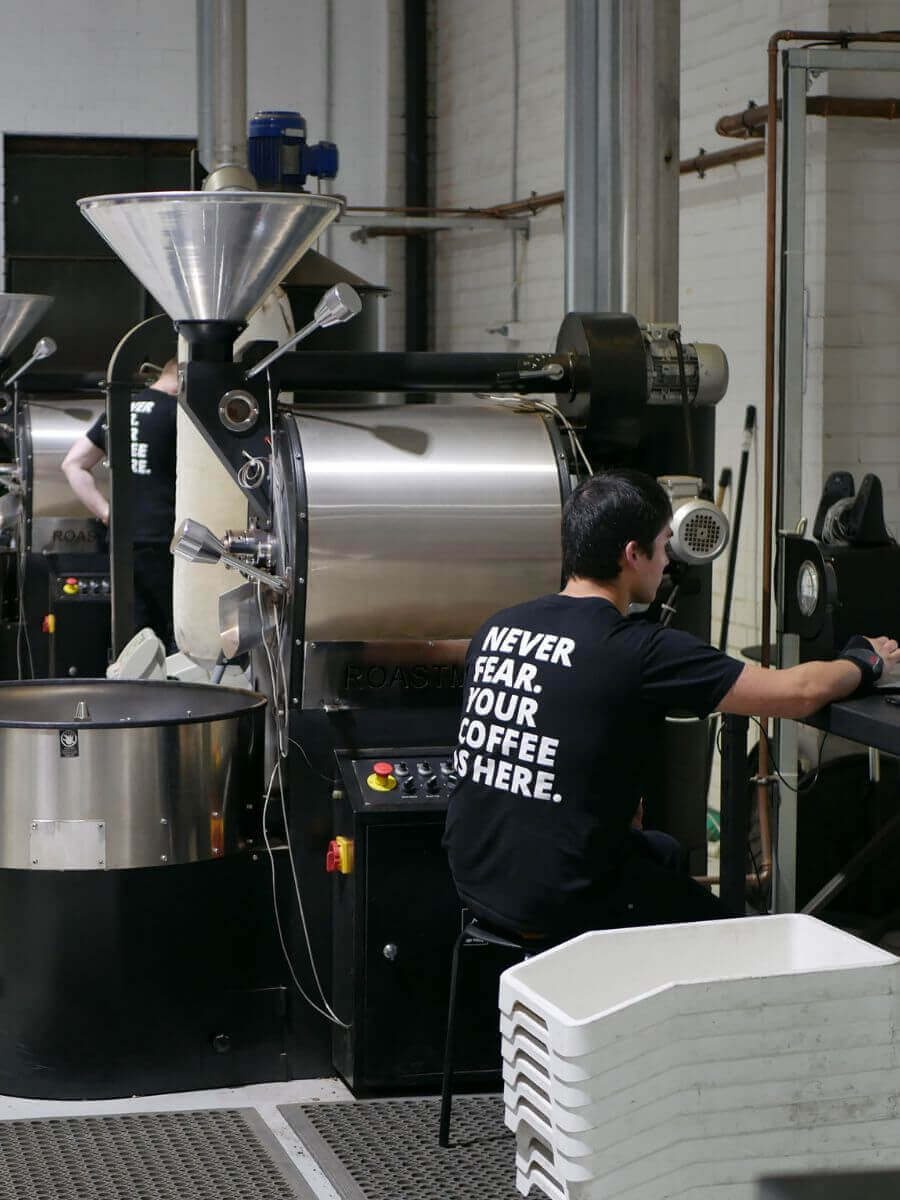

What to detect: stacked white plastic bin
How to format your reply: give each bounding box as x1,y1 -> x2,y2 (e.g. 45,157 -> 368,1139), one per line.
500,915 -> 900,1200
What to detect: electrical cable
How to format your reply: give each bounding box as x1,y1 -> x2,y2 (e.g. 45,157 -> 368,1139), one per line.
714,717 -> 829,795
261,762 -> 349,1026
749,716 -> 829,794
481,393 -> 594,476
254,369 -> 349,1029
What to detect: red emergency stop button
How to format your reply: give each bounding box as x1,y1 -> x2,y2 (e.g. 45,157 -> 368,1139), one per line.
367,761 -> 398,792
326,836 -> 354,874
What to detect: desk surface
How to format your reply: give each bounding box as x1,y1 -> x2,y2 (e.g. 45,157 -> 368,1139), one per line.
804,693 -> 900,756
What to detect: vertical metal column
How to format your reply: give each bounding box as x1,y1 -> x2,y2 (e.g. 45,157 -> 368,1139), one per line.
564,0 -> 620,313
773,54 -> 810,913
719,713 -> 749,916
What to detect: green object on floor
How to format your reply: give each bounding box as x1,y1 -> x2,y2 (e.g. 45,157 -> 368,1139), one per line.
707,807 -> 721,842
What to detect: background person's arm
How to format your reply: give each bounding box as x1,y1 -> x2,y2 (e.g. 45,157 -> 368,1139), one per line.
718,637 -> 900,720
61,436 -> 109,523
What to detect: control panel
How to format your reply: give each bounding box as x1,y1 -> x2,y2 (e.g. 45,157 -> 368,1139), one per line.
52,573 -> 110,601
347,752 -> 459,809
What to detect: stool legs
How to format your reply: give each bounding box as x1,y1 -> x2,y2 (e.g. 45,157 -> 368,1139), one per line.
439,925 -> 467,1148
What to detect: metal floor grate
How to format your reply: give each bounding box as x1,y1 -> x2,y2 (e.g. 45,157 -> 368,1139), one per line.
280,1095 -> 518,1200
0,1108 -> 314,1200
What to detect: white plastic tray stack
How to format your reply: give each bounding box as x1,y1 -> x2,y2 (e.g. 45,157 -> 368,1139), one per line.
499,915 -> 900,1200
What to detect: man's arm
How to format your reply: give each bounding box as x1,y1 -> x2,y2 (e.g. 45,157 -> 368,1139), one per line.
61,436 -> 109,523
718,636 -> 900,720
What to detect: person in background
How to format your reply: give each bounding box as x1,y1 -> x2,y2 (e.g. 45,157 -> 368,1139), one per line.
443,468 -> 900,942
62,358 -> 178,652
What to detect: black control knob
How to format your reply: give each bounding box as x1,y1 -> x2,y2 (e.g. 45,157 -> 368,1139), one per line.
416,761 -> 431,775
395,761 -> 409,776
440,761 -> 452,774
402,777 -> 417,795
447,774 -> 459,787
425,774 -> 440,794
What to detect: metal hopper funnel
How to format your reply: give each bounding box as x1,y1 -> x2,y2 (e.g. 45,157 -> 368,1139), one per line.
0,294 -> 53,361
77,191 -> 342,326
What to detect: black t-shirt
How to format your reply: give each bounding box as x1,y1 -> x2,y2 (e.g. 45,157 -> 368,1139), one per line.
86,386 -> 176,543
442,594 -> 744,933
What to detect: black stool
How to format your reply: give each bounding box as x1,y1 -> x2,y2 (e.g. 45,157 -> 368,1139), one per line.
439,917 -> 542,1148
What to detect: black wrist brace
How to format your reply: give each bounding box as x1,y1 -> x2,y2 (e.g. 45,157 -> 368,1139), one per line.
836,635 -> 883,695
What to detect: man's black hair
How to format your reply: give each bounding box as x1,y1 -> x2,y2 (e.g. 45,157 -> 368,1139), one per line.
561,468 -> 672,582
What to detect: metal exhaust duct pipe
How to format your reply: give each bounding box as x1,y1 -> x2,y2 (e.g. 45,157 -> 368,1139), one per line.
196,0 -> 256,190
619,0 -> 680,323
565,0 -> 680,323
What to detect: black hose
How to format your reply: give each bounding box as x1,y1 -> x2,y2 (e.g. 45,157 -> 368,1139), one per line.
706,404 -> 756,797
719,405 -> 756,652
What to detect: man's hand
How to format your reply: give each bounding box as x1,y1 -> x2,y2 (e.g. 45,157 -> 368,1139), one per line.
863,637 -> 900,669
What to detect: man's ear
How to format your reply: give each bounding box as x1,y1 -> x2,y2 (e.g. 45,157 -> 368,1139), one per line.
622,539 -> 642,570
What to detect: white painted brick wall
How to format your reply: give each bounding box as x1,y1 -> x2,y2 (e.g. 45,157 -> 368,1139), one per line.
433,0 -> 565,353
432,0 -> 900,649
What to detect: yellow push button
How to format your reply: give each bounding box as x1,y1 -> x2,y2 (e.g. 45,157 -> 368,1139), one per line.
367,760 -> 398,792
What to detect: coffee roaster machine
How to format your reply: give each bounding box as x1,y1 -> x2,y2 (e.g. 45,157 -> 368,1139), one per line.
0,295 -> 112,680
66,187 -> 733,1095
76,186 -> 736,1096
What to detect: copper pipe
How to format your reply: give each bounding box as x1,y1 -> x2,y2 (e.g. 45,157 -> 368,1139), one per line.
760,29 -> 900,901
482,189 -> 564,217
347,144 -> 768,235
345,203 -> 505,216
717,95 -> 900,138
345,190 -> 565,220
754,781 -> 773,888
680,143 -> 765,175
695,871 -> 770,889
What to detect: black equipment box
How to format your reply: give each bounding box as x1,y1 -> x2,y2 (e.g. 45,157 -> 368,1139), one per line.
330,746 -> 519,1095
48,569 -> 111,677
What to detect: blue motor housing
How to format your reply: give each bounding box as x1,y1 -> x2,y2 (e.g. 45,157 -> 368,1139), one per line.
248,110 -> 339,190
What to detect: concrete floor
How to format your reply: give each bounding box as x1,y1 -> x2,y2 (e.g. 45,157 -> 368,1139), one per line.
0,1076 -> 356,1199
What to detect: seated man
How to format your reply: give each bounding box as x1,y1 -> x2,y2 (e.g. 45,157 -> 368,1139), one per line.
443,468 -> 899,940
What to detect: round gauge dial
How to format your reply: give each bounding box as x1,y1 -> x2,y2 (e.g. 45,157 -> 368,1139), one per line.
797,560 -> 820,618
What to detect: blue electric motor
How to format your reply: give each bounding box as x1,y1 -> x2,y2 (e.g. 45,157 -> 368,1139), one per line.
248,110 -> 339,190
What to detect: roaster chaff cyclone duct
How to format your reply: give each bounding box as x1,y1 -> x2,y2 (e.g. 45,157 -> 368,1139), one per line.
77,185 -> 730,1089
